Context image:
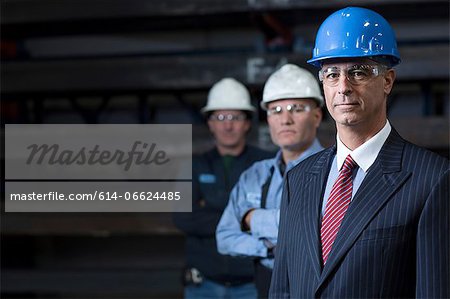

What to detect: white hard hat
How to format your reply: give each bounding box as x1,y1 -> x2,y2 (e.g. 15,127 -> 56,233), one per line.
260,64 -> 324,110
201,78 -> 256,114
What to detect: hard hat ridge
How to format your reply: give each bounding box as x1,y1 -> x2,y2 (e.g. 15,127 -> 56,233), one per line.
260,64 -> 324,110
307,6 -> 401,68
201,78 -> 256,114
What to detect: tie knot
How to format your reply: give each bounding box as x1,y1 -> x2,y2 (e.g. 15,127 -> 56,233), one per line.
342,155 -> 357,172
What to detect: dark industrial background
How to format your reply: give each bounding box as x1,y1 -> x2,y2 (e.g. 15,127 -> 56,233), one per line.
1,0 -> 449,298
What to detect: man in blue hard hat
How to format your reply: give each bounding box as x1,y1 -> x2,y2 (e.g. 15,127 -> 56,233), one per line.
269,7 -> 449,299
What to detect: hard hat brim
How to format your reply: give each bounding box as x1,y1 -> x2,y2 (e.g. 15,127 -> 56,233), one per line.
260,97 -> 324,110
200,105 -> 256,115
307,54 -> 401,68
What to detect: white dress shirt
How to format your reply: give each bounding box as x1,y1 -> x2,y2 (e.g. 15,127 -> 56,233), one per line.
321,120 -> 392,215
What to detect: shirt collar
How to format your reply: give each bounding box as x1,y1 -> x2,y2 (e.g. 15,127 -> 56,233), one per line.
336,120 -> 391,173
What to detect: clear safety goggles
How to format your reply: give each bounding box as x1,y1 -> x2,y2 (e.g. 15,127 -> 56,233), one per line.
319,64 -> 386,87
267,103 -> 312,116
209,113 -> 247,122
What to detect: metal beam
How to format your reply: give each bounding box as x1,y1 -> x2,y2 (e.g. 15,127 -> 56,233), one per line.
2,1 -> 448,37
2,46 -> 448,95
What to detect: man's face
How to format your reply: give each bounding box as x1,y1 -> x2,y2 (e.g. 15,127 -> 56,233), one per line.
267,99 -> 322,152
320,58 -> 395,132
207,110 -> 250,150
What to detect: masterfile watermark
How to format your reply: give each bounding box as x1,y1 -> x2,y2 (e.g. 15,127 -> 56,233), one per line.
5,124 -> 193,212
26,141 -> 170,171
5,124 -> 192,180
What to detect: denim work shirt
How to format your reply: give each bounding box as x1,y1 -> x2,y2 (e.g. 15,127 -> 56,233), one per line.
216,139 -> 323,269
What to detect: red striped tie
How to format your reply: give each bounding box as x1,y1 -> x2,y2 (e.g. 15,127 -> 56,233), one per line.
321,155 -> 358,265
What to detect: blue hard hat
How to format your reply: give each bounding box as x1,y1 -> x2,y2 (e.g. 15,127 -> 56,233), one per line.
308,7 -> 401,68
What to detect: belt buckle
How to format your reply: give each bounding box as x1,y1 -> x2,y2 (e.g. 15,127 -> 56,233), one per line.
184,267 -> 203,285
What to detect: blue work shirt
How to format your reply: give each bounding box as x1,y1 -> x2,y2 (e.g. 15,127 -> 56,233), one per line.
216,139 -> 323,269
173,145 -> 272,284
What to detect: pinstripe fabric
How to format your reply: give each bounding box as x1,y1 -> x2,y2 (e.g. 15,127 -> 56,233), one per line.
269,129 -> 449,299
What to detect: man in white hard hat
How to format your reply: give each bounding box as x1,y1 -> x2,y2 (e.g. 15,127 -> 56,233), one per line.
216,64 -> 324,298
174,78 -> 272,299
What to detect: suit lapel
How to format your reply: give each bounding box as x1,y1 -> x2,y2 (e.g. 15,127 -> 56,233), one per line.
316,130 -> 412,292
302,147 -> 335,280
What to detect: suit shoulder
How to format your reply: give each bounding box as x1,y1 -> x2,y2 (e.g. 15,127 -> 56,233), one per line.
387,129 -> 448,172
402,141 -> 449,173
288,147 -> 333,178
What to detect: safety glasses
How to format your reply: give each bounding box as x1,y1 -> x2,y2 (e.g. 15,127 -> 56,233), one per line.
209,113 -> 247,122
267,104 -> 312,116
319,64 -> 386,87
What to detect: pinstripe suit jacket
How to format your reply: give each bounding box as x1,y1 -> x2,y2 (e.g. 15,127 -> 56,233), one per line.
269,129 -> 449,298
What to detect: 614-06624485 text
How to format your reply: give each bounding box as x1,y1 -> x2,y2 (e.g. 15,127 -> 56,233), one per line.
104,191 -> 181,200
